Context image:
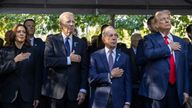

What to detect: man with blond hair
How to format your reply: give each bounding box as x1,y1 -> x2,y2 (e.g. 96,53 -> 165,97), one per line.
139,10 -> 189,108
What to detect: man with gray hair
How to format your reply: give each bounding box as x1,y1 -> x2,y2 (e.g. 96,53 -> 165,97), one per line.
42,12 -> 88,108
89,25 -> 132,108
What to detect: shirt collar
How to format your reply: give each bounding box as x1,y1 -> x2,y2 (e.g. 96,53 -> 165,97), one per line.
160,32 -> 172,38
62,32 -> 72,40
105,47 -> 116,54
132,47 -> 137,54
29,37 -> 34,41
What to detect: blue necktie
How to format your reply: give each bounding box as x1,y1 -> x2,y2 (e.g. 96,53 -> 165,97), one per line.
65,37 -> 70,56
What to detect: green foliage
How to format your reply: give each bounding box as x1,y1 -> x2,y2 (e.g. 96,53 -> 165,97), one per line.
115,15 -> 146,35
75,14 -> 111,32
0,14 -> 191,44
172,15 -> 192,37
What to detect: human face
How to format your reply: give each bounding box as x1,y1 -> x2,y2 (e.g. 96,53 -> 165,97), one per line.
60,14 -> 75,36
156,13 -> 172,32
131,35 -> 142,48
102,27 -> 118,49
15,26 -> 26,43
24,21 -> 35,36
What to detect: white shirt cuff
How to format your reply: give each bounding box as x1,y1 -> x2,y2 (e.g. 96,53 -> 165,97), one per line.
108,73 -> 112,84
67,56 -> 71,65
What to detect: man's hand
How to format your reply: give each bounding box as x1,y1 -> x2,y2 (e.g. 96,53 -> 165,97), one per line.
111,67 -> 124,78
76,92 -> 86,105
70,50 -> 81,62
33,99 -> 39,108
169,42 -> 181,51
14,52 -> 31,62
183,92 -> 189,104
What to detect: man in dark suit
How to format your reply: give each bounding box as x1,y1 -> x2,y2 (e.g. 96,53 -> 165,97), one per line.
139,10 -> 189,108
41,12 -> 88,108
127,33 -> 145,108
89,26 -> 132,108
186,24 -> 192,95
24,19 -> 45,108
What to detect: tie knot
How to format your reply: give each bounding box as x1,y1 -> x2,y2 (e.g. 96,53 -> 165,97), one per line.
164,36 -> 168,39
66,37 -> 70,41
108,50 -> 113,54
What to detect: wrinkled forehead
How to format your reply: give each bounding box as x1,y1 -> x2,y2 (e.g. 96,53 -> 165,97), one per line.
104,26 -> 116,34
59,12 -> 75,22
25,21 -> 35,25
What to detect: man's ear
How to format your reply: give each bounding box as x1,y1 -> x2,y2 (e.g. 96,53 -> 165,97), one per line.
102,37 -> 105,43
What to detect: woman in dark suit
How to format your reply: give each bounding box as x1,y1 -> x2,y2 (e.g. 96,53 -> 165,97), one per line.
0,24 -> 40,108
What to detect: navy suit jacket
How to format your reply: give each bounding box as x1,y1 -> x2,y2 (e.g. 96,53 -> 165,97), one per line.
41,34 -> 88,101
89,48 -> 132,108
139,32 -> 189,104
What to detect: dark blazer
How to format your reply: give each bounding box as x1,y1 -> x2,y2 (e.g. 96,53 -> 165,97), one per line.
188,43 -> 192,95
41,33 -> 88,101
89,48 -> 132,108
127,48 -> 142,86
0,45 -> 41,103
139,32 -> 189,104
136,39 -> 147,66
33,37 -> 45,93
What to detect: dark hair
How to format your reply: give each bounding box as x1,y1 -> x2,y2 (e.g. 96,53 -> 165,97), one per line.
147,16 -> 155,25
8,24 -> 31,47
4,30 -> 14,46
24,19 -> 35,25
0,38 -> 4,48
101,24 -> 110,32
186,24 -> 192,33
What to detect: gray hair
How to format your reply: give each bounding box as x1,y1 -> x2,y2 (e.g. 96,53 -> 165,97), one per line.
102,26 -> 114,38
59,12 -> 74,25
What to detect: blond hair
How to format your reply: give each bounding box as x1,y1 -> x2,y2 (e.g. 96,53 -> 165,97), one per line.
153,10 -> 171,31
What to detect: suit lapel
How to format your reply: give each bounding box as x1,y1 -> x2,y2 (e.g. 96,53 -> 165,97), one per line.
154,32 -> 170,66
58,34 -> 66,56
155,32 -> 165,46
72,36 -> 78,53
172,35 -> 179,69
100,49 -> 110,72
113,49 -> 121,68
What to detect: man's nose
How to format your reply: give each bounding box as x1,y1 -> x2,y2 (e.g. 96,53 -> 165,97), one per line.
69,21 -> 74,25
165,18 -> 170,23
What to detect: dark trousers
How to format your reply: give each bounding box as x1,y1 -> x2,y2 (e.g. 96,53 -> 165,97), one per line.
106,94 -> 113,108
2,92 -> 32,108
131,87 -> 146,108
47,91 -> 81,108
145,84 -> 183,108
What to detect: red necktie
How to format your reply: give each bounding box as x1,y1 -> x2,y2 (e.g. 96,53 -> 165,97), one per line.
164,36 -> 176,85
